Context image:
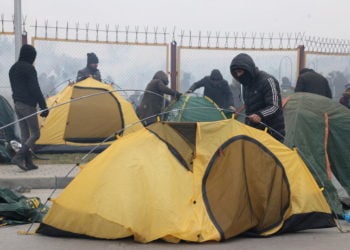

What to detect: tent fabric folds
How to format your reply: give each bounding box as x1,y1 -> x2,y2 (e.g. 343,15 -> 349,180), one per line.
283,92 -> 350,215
0,95 -> 18,162
164,95 -> 228,122
36,78 -> 143,153
37,119 -> 334,242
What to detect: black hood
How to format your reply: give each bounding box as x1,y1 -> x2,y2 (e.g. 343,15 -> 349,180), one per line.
230,53 -> 257,85
299,68 -> 313,75
87,52 -> 99,65
153,71 -> 169,85
209,69 -> 223,81
18,44 -> 36,64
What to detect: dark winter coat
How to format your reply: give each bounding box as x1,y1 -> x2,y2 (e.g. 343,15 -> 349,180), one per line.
8,45 -> 47,109
230,53 -> 285,141
339,88 -> 350,108
188,70 -> 234,109
138,71 -> 180,125
295,68 -> 332,98
76,67 -> 102,82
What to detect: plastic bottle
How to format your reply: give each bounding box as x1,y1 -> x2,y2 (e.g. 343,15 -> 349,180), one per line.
344,210 -> 350,222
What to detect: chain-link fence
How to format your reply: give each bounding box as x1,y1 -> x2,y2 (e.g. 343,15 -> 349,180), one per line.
33,38 -> 168,98
176,31 -> 350,100
31,21 -> 169,101
0,14 -> 15,103
178,47 -> 298,92
0,34 -> 15,103
305,52 -> 350,100
1,14 -> 350,104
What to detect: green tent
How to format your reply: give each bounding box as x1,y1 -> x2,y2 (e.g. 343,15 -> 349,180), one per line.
164,95 -> 228,122
283,92 -> 350,215
0,187 -> 48,226
0,95 -> 18,163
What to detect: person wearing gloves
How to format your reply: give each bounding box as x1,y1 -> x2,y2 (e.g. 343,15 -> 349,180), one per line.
137,71 -> 182,126
76,52 -> 102,82
230,53 -> 285,142
9,44 -> 49,171
187,69 -> 236,114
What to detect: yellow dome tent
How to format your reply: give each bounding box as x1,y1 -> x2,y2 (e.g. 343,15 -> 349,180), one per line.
37,119 -> 334,242
36,77 -> 143,152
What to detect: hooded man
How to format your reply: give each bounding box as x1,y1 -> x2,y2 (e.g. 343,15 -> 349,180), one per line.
76,52 -> 102,82
295,68 -> 332,98
230,53 -> 285,142
137,71 -> 182,126
9,44 -> 49,171
339,85 -> 350,108
187,69 -> 235,114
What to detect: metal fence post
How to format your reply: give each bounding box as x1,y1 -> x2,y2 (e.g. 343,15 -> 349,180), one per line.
14,0 -> 22,60
297,45 -> 305,73
22,31 -> 27,45
170,40 -> 177,90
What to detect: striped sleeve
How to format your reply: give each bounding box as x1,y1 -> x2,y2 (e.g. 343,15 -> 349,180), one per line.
260,77 -> 280,117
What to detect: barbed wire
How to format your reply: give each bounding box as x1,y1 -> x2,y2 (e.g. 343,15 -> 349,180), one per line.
177,31 -> 350,54
1,14 -> 350,54
31,20 -> 169,45
0,14 -> 27,34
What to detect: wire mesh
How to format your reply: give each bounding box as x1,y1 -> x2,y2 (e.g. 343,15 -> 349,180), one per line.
0,34 -> 15,103
306,53 -> 350,100
32,38 -> 169,99
1,14 -> 350,104
178,47 -> 298,97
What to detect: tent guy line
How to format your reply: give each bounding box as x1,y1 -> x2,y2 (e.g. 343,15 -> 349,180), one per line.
0,88 -> 166,132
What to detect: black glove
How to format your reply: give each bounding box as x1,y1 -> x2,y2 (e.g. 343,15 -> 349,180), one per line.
40,109 -> 49,118
175,92 -> 182,100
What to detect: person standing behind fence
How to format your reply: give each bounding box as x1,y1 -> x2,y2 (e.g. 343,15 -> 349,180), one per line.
76,53 -> 102,82
9,44 -> 49,171
137,71 -> 182,126
186,69 -> 236,115
339,84 -> 350,108
294,68 -> 332,98
230,53 -> 285,142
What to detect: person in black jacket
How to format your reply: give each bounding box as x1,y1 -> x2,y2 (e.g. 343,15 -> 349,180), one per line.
295,68 -> 332,98
187,69 -> 236,114
339,85 -> 350,108
9,44 -> 49,171
76,53 -> 102,82
230,53 -> 285,142
137,71 -> 182,126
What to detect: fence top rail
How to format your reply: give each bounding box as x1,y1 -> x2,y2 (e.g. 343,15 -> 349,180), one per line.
178,45 -> 300,52
0,31 -> 14,35
176,31 -> 350,53
31,36 -> 169,47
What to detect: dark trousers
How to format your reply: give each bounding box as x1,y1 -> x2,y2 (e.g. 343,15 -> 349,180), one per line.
14,102 -> 40,149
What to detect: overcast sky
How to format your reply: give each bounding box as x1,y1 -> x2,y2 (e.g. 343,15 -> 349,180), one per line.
1,0 -> 349,39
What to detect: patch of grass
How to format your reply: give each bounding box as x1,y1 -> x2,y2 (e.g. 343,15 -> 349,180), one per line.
33,153 -> 98,164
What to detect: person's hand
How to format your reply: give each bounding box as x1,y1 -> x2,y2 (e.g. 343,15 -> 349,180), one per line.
228,106 -> 236,112
248,114 -> 261,123
175,92 -> 182,100
40,109 -> 49,118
